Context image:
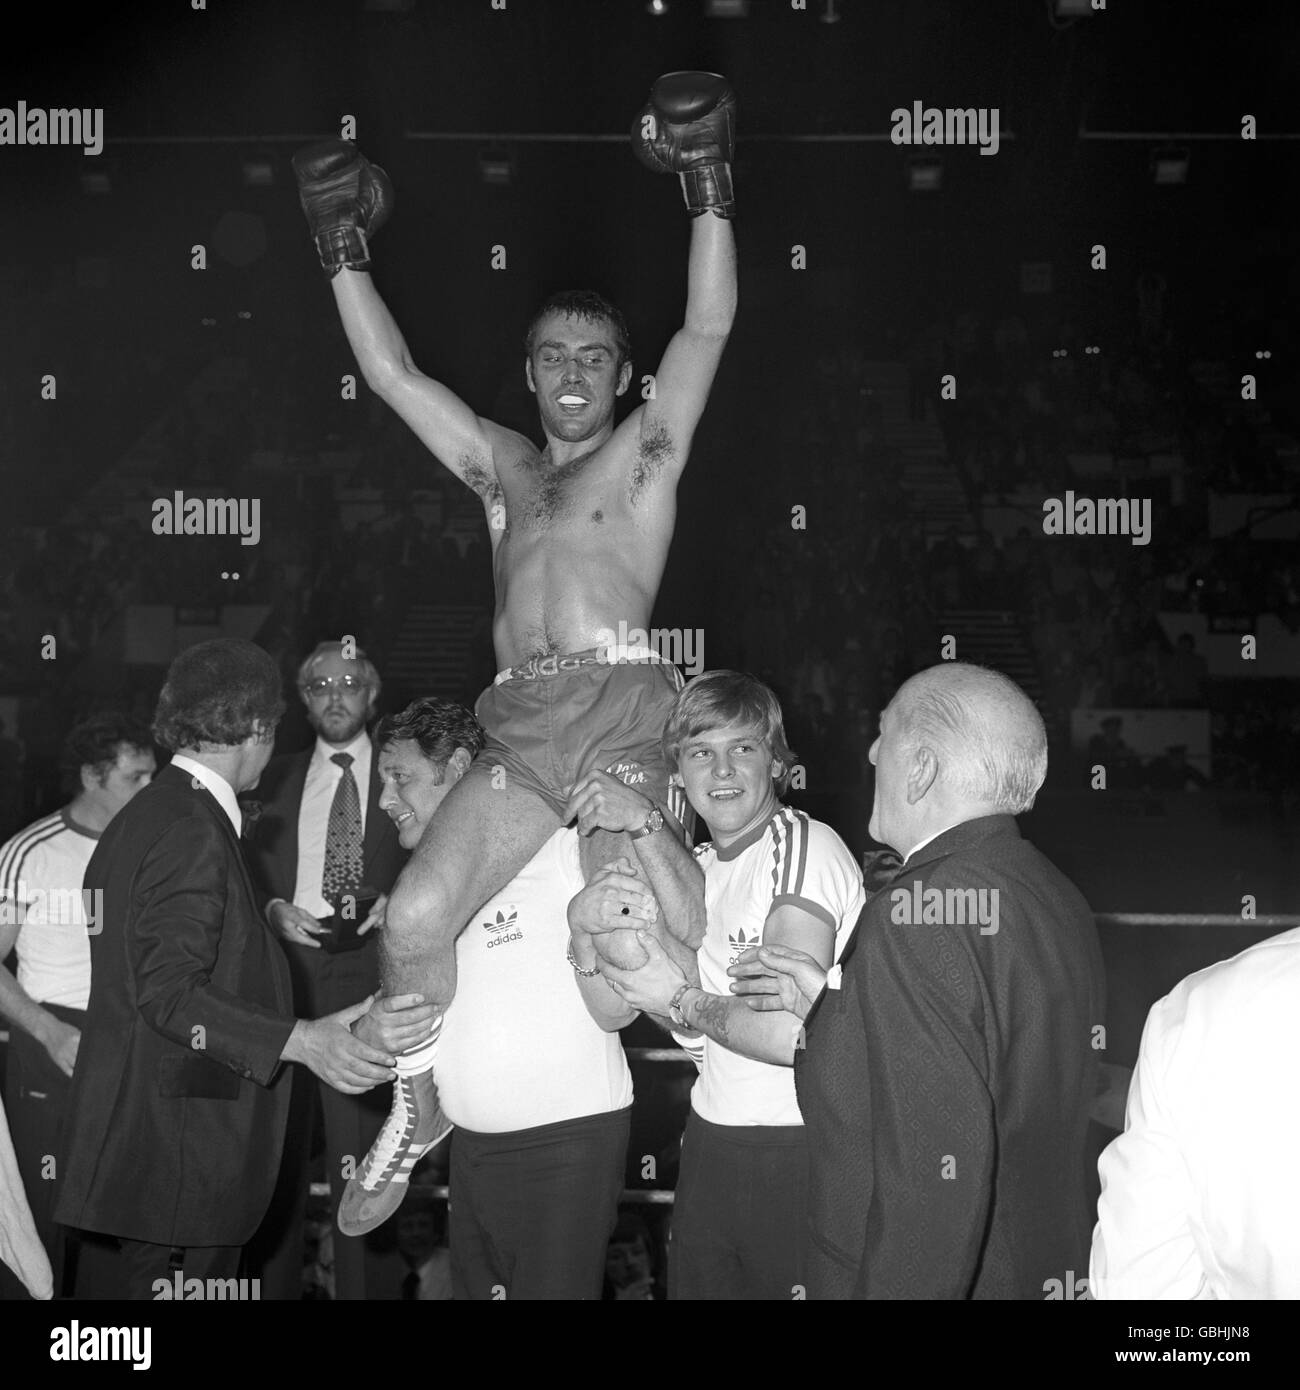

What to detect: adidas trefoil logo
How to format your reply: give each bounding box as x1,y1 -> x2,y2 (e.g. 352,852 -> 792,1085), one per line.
483,906 -> 523,949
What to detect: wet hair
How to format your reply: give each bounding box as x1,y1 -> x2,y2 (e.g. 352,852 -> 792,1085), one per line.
662,670 -> 798,796
375,697 -> 486,777
524,290 -> 632,370
60,711 -> 153,790
152,639 -> 285,752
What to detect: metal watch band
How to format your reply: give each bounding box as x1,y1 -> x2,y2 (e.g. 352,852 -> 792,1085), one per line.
629,804 -> 664,841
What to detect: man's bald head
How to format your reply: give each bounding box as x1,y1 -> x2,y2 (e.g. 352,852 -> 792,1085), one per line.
893,663 -> 1048,815
868,663 -> 1048,858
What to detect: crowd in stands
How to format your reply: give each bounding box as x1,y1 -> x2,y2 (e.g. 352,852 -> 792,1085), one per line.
3,286 -> 1297,840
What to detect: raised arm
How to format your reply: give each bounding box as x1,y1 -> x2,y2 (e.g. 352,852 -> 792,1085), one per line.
293,140 -> 507,513
628,72 -> 738,468
642,216 -> 736,463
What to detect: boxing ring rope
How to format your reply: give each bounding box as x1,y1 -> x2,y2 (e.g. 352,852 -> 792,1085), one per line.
5,909 -> 1297,1211
101,127 -> 1300,150
310,911 -> 1300,1209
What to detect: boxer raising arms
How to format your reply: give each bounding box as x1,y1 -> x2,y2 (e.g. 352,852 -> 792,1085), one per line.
293,72 -> 736,1234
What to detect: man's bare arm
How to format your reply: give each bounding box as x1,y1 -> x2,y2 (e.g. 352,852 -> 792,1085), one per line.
633,214 -> 736,471
330,269 -> 507,509
628,818 -> 706,950
601,903 -> 833,1065
675,904 -> 831,1065
0,908 -> 80,1074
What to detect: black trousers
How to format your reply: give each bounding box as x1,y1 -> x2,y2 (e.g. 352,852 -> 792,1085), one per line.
246,933 -> 387,1300
118,1240 -> 241,1301
669,1109 -> 809,1301
449,1106 -> 630,1301
3,1002 -> 84,1297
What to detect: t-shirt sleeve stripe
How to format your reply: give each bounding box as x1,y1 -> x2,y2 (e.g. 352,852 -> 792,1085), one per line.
767,892 -> 837,933
771,809 -> 811,900
0,820 -> 63,901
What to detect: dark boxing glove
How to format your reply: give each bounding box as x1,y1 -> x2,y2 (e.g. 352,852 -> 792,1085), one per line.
292,139 -> 393,278
632,71 -> 736,219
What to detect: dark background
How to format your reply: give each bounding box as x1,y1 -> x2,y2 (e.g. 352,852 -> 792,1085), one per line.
2,0 -> 1297,1261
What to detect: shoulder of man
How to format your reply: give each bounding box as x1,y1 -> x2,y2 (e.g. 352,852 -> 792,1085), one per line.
765,806 -> 861,892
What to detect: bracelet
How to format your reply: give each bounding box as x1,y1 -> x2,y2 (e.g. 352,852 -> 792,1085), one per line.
566,940 -> 601,978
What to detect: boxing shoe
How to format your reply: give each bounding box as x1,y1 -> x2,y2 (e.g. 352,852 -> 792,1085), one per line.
336,1069 -> 452,1237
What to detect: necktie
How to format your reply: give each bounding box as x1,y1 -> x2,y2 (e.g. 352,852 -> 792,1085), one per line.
322,752 -> 363,908
401,1270 -> 420,1301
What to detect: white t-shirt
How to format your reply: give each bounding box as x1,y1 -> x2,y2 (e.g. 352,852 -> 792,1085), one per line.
435,828 -> 633,1133
0,809 -> 100,1010
684,806 -> 865,1128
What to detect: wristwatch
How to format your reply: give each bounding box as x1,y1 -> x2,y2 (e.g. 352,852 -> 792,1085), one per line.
668,982 -> 694,1029
629,804 -> 664,841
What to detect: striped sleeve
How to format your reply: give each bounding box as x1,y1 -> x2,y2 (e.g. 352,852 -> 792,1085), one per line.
671,1031 -> 706,1073
765,809 -> 863,936
0,814 -> 64,906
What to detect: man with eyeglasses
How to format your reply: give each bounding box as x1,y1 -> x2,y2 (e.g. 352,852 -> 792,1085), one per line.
243,639 -> 414,1300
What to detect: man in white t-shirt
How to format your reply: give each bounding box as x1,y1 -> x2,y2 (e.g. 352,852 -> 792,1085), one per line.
0,712 -> 156,1294
597,671 -> 865,1300
370,696 -> 685,1299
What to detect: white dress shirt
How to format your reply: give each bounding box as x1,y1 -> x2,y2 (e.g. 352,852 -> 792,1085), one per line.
1091,926 -> 1300,1299
292,732 -> 372,919
169,754 -> 242,835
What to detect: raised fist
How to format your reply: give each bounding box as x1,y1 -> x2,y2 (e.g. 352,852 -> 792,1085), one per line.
292,139 -> 394,278
632,72 -> 736,218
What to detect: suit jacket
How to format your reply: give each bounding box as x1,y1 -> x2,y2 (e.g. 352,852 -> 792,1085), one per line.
795,814 -> 1105,1299
1091,925 -> 1300,1299
243,739 -> 407,916
54,764 -> 296,1247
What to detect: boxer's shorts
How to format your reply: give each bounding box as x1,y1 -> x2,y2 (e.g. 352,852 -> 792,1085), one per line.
462,646 -> 689,827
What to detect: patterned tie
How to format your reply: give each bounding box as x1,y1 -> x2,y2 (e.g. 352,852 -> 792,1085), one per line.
322,752 -> 364,909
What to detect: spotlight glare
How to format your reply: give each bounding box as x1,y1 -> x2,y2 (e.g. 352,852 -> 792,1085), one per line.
906,157 -> 942,192
1151,145 -> 1189,185
242,159 -> 274,188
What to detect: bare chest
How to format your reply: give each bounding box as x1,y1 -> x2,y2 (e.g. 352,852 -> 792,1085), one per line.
501,443 -> 628,535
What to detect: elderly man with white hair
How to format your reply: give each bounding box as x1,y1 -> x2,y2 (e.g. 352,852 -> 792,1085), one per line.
730,662 -> 1106,1299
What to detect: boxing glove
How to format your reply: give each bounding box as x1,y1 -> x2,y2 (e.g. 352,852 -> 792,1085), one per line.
632,71 -> 736,219
292,139 -> 393,278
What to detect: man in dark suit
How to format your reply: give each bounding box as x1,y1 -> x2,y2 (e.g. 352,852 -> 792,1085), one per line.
54,639 -> 422,1300
730,662 -> 1105,1299
243,640 -> 409,1299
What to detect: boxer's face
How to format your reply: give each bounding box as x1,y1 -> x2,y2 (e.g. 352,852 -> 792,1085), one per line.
378,740 -> 458,849
676,721 -> 782,848
526,313 -> 631,445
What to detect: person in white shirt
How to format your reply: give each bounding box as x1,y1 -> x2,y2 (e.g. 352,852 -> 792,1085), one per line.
596,671 -> 865,1300
243,640 -> 412,1300
1091,925 -> 1300,1299
368,697 -> 678,1299
0,712 -> 155,1295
